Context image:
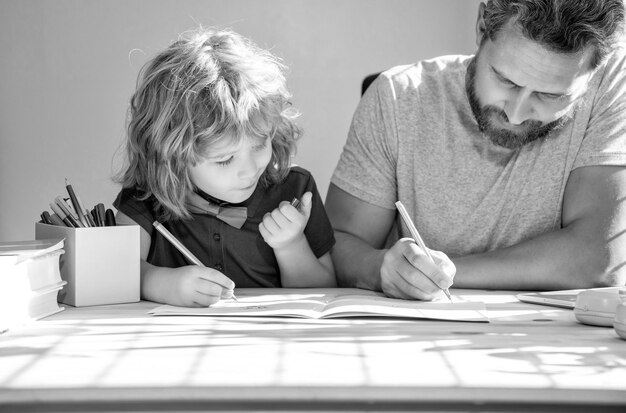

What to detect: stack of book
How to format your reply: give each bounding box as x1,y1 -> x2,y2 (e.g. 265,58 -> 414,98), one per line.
0,238 -> 66,332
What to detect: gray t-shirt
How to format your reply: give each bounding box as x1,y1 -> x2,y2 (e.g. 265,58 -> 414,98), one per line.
331,50 -> 626,256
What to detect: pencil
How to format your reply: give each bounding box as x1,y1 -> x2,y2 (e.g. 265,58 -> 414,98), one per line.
290,197 -> 301,209
394,201 -> 453,303
65,179 -> 90,227
152,221 -> 238,302
50,202 -> 79,228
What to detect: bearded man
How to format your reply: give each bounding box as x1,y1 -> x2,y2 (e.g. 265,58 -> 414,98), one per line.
326,0 -> 626,299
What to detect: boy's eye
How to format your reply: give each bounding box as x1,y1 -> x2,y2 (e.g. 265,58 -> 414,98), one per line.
216,156 -> 234,166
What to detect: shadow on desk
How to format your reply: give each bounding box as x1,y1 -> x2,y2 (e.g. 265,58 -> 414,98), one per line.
1,290 -> 625,412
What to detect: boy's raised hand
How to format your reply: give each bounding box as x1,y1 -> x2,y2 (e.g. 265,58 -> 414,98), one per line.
169,266 -> 236,307
259,191 -> 313,250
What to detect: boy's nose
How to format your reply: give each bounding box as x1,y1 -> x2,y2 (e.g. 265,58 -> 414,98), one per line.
238,155 -> 259,180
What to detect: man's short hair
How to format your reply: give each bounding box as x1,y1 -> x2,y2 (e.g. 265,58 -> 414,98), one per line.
483,0 -> 625,69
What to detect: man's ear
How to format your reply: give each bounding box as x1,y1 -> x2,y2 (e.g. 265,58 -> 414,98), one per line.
476,2 -> 487,47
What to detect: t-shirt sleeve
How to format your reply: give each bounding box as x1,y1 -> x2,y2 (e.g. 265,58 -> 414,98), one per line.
300,171 -> 336,258
573,48 -> 626,169
112,188 -> 156,236
330,73 -> 399,209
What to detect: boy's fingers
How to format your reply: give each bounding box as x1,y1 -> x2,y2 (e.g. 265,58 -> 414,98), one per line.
301,192 -> 313,218
301,192 -> 313,207
262,213 -> 280,233
270,209 -> 290,226
194,280 -> 224,298
221,289 -> 236,299
199,270 -> 235,291
259,222 -> 269,238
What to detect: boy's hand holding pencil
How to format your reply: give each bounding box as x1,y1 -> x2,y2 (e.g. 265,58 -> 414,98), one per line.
167,265 -> 236,308
152,220 -> 238,305
259,192 -> 312,251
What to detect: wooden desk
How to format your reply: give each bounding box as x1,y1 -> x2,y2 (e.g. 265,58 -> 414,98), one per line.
1,288 -> 625,412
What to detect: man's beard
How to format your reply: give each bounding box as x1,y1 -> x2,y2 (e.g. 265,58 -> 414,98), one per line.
465,57 -> 573,150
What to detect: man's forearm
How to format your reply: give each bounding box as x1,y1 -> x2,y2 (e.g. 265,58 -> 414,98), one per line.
331,231 -> 387,290
453,224 -> 625,290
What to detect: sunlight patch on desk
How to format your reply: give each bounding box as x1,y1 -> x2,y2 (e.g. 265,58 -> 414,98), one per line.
2,293 -> 625,398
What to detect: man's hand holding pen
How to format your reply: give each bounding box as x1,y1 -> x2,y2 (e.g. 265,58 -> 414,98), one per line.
380,238 -> 456,301
380,201 -> 456,302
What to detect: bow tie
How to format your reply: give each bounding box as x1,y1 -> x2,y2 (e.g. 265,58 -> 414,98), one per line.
186,192 -> 248,229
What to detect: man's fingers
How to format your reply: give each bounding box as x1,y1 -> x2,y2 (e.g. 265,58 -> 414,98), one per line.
394,254 -> 440,298
380,239 -> 455,300
381,266 -> 435,301
431,249 -> 457,281
403,242 -> 453,290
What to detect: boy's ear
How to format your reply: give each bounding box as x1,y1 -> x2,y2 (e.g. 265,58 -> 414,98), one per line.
476,2 -> 487,47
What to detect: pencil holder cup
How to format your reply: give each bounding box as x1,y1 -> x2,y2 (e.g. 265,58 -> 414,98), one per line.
35,222 -> 140,307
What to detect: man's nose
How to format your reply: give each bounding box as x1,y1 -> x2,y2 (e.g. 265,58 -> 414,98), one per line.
504,89 -> 533,125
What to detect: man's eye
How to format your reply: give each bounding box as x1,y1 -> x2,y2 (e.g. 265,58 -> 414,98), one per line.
500,78 -> 516,87
538,93 -> 564,102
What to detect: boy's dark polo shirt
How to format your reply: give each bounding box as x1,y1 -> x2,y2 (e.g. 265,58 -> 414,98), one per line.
114,167 -> 335,287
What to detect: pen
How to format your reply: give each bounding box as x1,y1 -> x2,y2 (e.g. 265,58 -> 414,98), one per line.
91,208 -> 101,226
41,210 -> 64,226
77,194 -> 93,227
83,206 -> 97,227
50,202 -> 79,227
55,196 -> 83,227
105,209 -> 117,226
65,179 -> 90,227
59,197 -> 80,222
152,221 -> 238,302
40,211 -> 53,225
395,201 -> 453,303
290,197 -> 301,209
96,203 -> 106,226
48,213 -> 66,227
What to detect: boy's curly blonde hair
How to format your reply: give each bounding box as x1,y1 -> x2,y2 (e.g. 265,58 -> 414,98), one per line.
115,28 -> 301,220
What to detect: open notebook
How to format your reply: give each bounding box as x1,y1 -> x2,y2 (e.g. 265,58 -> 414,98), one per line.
149,289 -> 489,322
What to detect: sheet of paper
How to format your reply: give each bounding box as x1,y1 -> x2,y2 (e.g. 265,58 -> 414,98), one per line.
320,294 -> 488,321
149,291 -> 489,322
